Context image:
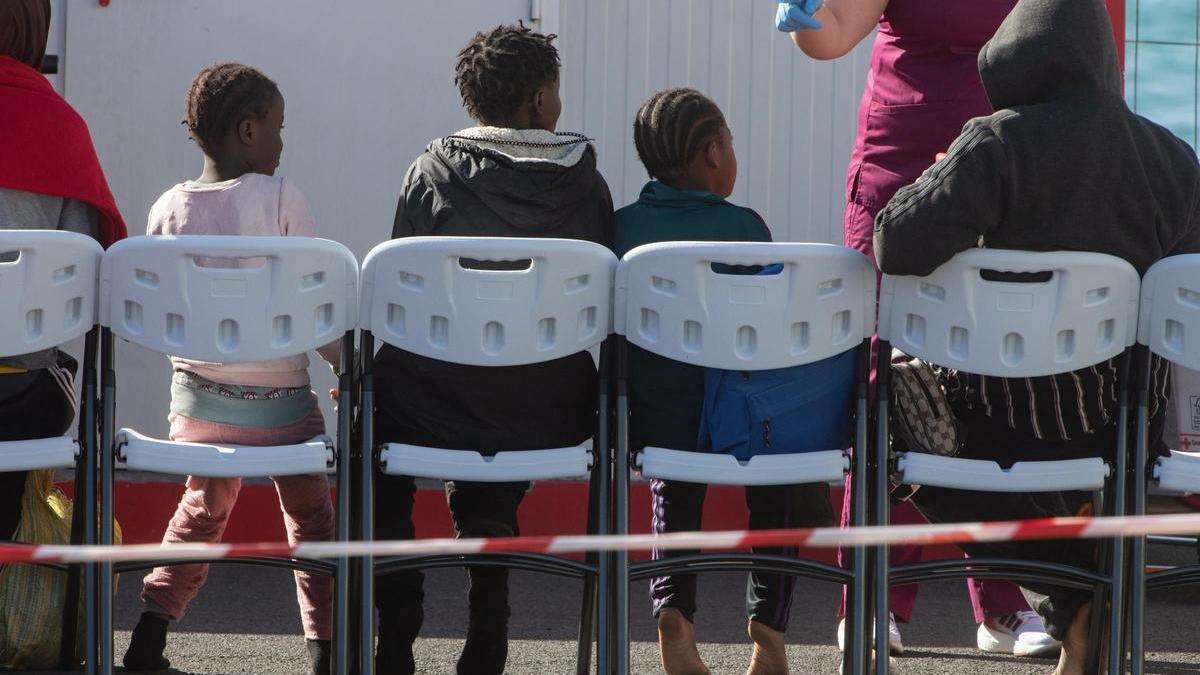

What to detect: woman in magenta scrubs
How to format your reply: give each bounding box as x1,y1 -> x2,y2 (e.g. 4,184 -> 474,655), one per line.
779,0 -> 1060,659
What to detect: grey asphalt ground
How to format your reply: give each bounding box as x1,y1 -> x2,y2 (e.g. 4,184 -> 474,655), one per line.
29,543 -> 1200,674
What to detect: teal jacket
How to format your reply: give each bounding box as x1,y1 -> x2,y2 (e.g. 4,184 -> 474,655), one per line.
613,181 -> 771,452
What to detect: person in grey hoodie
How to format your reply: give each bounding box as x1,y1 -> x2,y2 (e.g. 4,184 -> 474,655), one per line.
370,24 -> 613,675
873,0 -> 1200,671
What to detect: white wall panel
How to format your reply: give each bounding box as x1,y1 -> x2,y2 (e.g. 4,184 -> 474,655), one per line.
558,0 -> 873,244
63,0 -> 530,438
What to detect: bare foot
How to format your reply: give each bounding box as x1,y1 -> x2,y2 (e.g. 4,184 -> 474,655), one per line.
1053,602 -> 1092,675
658,608 -> 710,675
746,621 -> 788,675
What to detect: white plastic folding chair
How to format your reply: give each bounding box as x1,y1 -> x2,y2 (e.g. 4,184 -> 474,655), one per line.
613,242 -> 878,675
357,236 -> 617,675
0,230 -> 103,671
877,248 -> 1140,675
97,235 -> 359,675
1130,253 -> 1200,675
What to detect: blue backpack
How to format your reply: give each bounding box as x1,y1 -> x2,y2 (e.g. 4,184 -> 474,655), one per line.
696,350 -> 857,461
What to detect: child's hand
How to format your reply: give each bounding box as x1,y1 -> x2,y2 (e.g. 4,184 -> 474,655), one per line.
776,0 -> 823,32
328,388 -> 338,403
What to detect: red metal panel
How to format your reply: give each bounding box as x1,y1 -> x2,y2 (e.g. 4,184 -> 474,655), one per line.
1107,0 -> 1126,75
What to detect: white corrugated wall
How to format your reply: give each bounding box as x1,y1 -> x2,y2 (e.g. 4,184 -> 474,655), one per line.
555,0 -> 874,244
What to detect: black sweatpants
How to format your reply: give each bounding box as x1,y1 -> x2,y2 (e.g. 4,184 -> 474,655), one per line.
649,479 -> 834,632
0,357 -> 78,540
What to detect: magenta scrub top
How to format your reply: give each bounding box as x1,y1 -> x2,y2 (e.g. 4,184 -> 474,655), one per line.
844,0 -> 1017,261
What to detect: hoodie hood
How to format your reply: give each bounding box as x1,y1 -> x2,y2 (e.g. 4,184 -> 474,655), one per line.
978,0 -> 1122,111
424,127 -> 602,232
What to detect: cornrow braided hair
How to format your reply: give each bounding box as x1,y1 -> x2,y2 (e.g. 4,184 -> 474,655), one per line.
633,88 -> 727,181
183,62 -> 279,153
454,24 -> 559,124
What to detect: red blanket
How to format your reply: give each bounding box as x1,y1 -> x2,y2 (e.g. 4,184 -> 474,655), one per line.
0,55 -> 125,247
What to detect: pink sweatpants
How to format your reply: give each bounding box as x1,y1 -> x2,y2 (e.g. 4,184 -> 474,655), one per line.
141,409 -> 334,640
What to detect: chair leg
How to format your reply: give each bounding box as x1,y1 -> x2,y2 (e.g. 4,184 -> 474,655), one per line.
612,344 -> 630,675
97,330 -> 115,675
357,332 -> 376,675
575,567 -> 597,675
1128,535 -> 1146,675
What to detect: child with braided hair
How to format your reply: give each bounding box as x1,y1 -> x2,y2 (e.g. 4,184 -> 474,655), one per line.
614,87 -> 836,675
122,63 -> 338,675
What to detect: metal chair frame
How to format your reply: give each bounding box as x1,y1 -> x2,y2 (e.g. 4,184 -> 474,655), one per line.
1129,253 -> 1200,675
0,231 -> 104,672
355,236 -> 616,675
612,242 -> 878,675
96,235 -> 358,675
875,249 -> 1141,675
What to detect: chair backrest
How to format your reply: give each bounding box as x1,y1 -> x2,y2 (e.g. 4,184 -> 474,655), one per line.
1138,254 -> 1200,369
0,230 -> 103,358
615,242 -> 876,371
359,237 -> 617,367
100,235 -> 358,361
879,249 -> 1140,377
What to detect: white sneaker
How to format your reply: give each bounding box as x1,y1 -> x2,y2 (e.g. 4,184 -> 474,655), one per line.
977,610 -> 1061,657
837,612 -> 904,656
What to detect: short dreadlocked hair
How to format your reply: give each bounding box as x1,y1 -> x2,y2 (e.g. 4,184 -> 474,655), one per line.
454,24 -> 560,124
633,88 -> 727,181
184,63 -> 279,153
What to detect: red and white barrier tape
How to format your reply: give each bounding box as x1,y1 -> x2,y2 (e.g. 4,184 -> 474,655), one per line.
4,512 -> 1199,565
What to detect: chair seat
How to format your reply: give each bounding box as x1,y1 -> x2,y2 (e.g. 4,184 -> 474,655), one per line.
378,443 -> 593,481
896,452 -> 1109,493
1154,450 -> 1200,494
636,447 -> 848,486
115,428 -> 334,478
0,436 -> 78,471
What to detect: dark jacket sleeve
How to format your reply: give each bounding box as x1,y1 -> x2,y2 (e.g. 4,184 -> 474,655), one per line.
391,158 -> 441,240
873,121 -> 1010,276
1170,176 -> 1200,256
744,209 -> 773,243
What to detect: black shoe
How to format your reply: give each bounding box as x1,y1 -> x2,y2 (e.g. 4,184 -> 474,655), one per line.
455,623 -> 508,675
122,612 -> 171,671
307,639 -> 331,675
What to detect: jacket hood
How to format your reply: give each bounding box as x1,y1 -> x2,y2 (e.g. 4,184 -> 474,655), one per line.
427,128 -> 601,231
978,0 -> 1122,111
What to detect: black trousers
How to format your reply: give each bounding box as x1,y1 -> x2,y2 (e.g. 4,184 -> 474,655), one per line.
908,409 -> 1150,640
0,358 -> 78,541
649,479 -> 834,632
374,473 -> 528,642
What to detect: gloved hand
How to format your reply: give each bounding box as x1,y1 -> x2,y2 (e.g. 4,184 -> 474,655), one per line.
775,0 -> 823,32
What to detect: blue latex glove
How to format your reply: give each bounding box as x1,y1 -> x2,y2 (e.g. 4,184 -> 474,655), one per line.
775,0 -> 823,32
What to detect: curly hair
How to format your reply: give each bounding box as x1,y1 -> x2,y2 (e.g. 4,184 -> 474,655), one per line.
633,88 -> 727,182
183,62 -> 280,153
454,24 -> 560,124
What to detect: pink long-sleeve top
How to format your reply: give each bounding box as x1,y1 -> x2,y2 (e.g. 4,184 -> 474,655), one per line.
147,173 -> 337,388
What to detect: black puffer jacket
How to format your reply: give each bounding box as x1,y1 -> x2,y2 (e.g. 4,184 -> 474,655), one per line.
374,130 -> 613,452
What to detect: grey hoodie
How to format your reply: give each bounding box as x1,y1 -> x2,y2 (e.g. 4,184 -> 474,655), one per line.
874,0 -> 1200,277
873,0 -> 1198,447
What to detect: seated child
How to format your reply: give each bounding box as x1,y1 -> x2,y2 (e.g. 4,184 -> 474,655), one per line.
370,24 -> 613,675
122,63 -> 338,675
614,87 -> 836,675
872,0 -> 1200,672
